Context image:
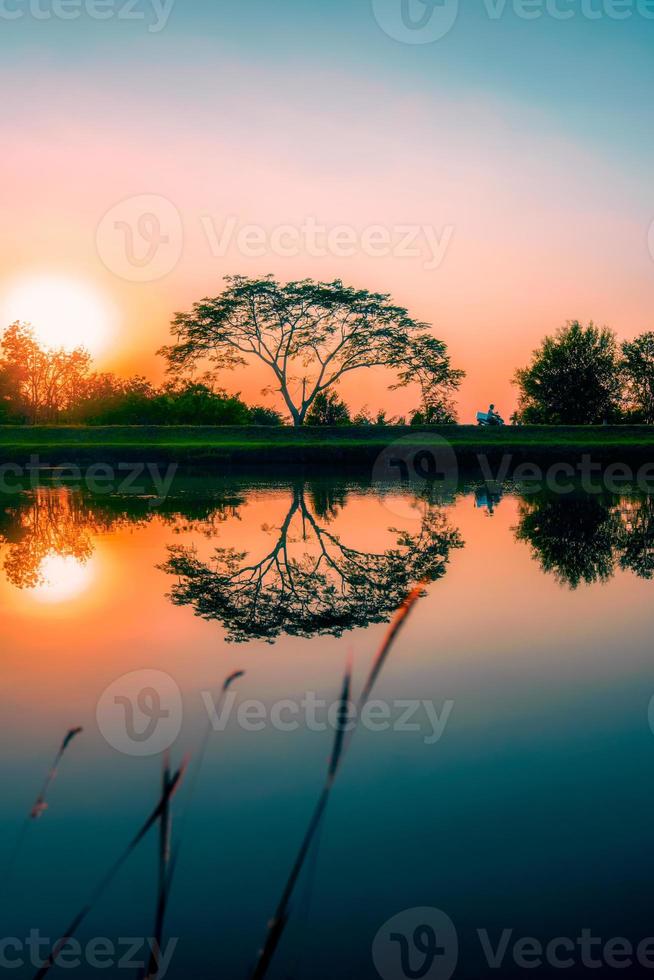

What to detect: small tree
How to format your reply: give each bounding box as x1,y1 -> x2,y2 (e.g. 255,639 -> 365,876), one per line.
410,403 -> 458,426
621,332 -> 654,423
514,321 -> 622,424
305,391 -> 351,426
161,275 -> 464,427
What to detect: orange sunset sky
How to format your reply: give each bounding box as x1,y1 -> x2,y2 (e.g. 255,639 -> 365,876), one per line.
1,3 -> 653,421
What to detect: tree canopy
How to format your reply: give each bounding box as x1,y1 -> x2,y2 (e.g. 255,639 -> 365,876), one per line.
621,332 -> 654,424
514,321 -> 622,424
161,275 -> 464,426
1,322 -> 91,423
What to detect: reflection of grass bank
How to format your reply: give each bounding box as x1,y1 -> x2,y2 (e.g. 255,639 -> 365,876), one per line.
0,424 -> 653,467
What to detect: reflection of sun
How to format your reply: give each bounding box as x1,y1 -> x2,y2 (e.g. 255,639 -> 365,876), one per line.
2,275 -> 115,356
29,553 -> 96,604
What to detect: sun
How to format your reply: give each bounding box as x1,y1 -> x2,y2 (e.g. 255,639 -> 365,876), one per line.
29,553 -> 97,604
2,275 -> 115,356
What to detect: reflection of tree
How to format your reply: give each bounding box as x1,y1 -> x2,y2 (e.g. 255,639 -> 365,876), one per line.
618,496 -> 654,580
0,490 -> 107,589
514,493 -> 654,589
161,486 -> 462,642
0,488 -> 244,590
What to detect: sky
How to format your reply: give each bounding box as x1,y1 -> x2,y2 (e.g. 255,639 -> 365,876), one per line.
1,0 -> 653,420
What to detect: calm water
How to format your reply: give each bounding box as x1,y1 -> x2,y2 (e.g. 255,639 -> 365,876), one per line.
1,477 -> 654,979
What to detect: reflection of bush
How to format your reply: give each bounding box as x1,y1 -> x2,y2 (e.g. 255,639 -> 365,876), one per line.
162,487 -> 463,643
0,490 -> 103,589
514,493 -> 654,589
0,488 -> 244,590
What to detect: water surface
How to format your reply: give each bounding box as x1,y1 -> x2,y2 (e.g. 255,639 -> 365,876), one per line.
1,477 -> 653,978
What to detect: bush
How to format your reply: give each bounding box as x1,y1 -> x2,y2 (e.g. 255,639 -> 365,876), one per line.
305,392 -> 352,426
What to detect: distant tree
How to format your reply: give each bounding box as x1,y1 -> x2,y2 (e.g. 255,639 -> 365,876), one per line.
513,321 -> 622,424
621,332 -> 654,423
248,405 -> 284,426
305,391 -> 351,426
391,333 -> 463,422
352,407 -> 374,425
410,403 -> 458,426
0,323 -> 91,423
161,275 -> 464,427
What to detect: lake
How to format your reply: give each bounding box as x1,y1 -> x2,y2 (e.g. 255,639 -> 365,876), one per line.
1,475 -> 654,979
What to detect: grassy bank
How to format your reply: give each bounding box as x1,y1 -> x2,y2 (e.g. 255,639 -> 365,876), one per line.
0,424 -> 653,469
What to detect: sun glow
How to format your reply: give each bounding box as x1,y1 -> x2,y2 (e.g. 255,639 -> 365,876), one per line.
2,275 -> 115,356
29,553 -> 96,604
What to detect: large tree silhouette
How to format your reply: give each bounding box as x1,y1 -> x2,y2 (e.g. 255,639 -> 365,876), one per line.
161,486 -> 462,642
161,275 -> 464,426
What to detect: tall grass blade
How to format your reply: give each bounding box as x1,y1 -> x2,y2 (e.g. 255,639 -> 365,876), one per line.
1,726 -> 84,903
33,758 -> 188,980
141,670 -> 245,980
140,753 -> 173,980
249,587 -> 424,980
30,727 -> 84,820
249,657 -> 352,980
